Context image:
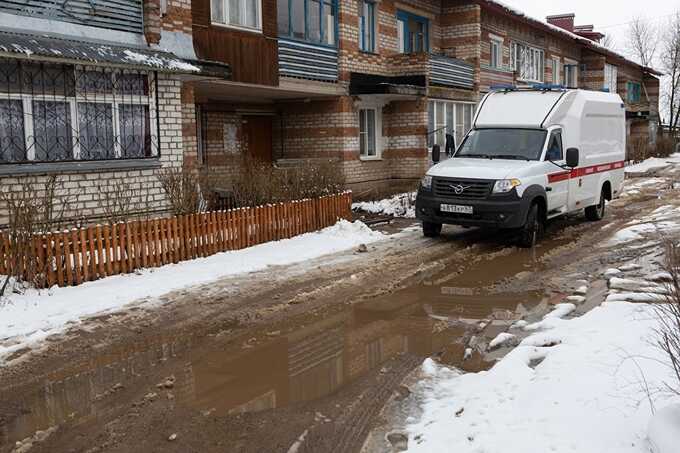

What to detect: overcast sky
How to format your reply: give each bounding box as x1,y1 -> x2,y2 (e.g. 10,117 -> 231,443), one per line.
501,0 -> 680,60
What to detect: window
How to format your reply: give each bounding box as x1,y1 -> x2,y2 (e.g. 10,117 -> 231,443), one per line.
564,61 -> 578,88
457,129 -> 547,161
511,42 -> 544,82
490,38 -> 502,69
211,0 -> 262,30
359,107 -> 381,158
0,59 -> 157,164
627,81 -> 642,103
278,0 -> 336,45
551,57 -> 561,85
427,100 -> 476,154
604,63 -> 618,93
545,130 -> 563,161
397,11 -> 428,53
359,0 -> 376,53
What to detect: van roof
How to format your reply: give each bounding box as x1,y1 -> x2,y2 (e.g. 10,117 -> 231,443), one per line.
474,89 -> 622,129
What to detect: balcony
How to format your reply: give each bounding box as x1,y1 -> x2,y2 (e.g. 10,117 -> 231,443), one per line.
385,53 -> 475,91
277,38 -> 338,82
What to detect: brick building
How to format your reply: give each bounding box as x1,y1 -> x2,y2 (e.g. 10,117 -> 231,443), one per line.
0,0 -> 663,225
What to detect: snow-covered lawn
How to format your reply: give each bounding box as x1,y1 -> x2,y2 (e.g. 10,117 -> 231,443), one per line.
352,192 -> 416,218
0,220 -> 385,363
407,301 -> 680,453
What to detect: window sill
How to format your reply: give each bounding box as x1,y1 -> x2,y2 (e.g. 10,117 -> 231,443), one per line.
0,158 -> 163,176
360,156 -> 383,161
359,49 -> 379,56
211,22 -> 263,34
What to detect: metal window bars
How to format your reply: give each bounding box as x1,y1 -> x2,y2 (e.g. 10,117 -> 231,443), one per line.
0,58 -> 159,164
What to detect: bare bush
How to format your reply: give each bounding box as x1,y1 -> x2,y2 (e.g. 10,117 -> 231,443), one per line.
0,176 -> 73,294
230,156 -> 345,208
652,241 -> 680,396
96,181 -> 152,224
656,136 -> 679,159
157,165 -> 217,215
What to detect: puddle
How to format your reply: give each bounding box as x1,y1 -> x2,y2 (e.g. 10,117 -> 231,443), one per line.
0,231 -> 567,449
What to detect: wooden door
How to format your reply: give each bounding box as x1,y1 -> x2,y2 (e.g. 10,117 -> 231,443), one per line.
244,116 -> 273,163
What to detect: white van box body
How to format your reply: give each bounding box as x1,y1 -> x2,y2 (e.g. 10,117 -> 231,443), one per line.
416,89 -> 625,232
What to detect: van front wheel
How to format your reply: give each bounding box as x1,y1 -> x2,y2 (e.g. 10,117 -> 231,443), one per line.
518,203 -> 543,248
585,189 -> 606,221
423,221 -> 442,238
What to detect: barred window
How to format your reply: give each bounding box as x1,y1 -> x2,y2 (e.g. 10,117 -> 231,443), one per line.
0,59 -> 158,164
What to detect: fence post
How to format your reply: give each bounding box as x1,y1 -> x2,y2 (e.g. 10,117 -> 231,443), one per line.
71,229 -> 81,285
125,221 -> 134,273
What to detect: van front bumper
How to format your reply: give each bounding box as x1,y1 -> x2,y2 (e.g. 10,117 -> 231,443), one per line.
415,190 -> 528,229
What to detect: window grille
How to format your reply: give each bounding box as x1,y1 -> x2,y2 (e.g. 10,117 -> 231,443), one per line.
0,58 -> 159,164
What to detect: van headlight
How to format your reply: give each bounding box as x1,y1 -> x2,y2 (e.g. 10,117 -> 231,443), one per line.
421,175 -> 433,190
492,179 -> 522,193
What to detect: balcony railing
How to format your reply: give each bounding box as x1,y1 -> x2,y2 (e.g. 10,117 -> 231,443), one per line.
278,39 -> 338,82
429,55 -> 475,90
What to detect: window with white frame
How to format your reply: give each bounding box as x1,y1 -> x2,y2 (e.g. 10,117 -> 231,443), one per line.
0,59 -> 158,164
212,0 -> 262,31
564,60 -> 578,88
490,37 -> 502,69
510,42 -> 544,82
359,106 -> 381,158
427,100 -> 476,153
604,63 -> 618,93
359,0 -> 376,52
551,57 -> 561,85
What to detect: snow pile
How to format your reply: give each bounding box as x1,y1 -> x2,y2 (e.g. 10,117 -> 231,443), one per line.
353,192 -> 417,218
626,154 -> 680,175
648,404 -> 680,453
0,220 -> 385,363
607,221 -> 680,245
406,302 -> 680,453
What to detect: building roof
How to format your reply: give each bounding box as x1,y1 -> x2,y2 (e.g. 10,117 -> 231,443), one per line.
474,0 -> 663,77
0,29 -> 200,73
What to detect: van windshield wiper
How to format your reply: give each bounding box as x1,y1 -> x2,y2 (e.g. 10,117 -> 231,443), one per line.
497,155 -> 532,161
459,153 -> 493,159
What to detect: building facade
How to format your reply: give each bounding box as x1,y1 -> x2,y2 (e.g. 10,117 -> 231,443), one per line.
0,0 -> 663,226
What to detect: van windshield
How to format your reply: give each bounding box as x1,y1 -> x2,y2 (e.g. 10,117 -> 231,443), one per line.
455,128 -> 547,161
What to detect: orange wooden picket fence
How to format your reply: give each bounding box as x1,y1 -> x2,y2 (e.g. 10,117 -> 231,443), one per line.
0,192 -> 352,289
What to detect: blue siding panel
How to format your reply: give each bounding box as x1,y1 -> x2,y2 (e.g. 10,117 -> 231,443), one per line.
429,55 -> 474,90
278,38 -> 338,82
0,0 -> 144,34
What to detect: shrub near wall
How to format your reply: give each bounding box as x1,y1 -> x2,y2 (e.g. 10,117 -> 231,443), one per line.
0,192 -> 352,289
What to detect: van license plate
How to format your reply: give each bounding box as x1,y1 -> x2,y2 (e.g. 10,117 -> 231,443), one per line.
441,204 -> 473,215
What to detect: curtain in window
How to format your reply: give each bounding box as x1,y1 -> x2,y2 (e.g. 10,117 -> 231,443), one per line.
78,103 -> 115,160
308,0 -> 321,42
323,0 -> 335,44
277,0 -> 289,35
0,99 -> 25,162
291,0 -> 305,39
211,0 -> 225,22
33,101 -> 72,161
119,104 -> 150,158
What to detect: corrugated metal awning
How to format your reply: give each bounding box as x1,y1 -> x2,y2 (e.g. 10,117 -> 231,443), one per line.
0,29 -> 200,73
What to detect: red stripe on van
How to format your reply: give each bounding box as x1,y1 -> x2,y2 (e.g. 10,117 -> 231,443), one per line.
548,160 -> 624,183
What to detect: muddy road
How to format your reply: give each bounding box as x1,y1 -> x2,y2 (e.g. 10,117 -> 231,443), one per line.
1,174 -> 677,453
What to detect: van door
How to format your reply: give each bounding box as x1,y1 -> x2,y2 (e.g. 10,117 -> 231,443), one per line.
544,129 -> 569,215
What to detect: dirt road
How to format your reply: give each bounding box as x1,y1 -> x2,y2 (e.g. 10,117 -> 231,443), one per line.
1,172 -> 677,453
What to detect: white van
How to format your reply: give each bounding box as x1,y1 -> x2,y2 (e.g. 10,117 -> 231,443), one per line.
416,88 -> 626,247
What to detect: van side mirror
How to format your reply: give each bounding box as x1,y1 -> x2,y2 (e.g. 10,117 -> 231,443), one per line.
432,144 -> 441,163
566,148 -> 579,168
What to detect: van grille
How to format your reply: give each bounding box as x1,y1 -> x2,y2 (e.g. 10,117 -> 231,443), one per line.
433,178 -> 493,199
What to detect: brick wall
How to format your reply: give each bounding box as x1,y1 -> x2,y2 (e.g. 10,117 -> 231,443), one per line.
161,0 -> 193,35
0,73 -> 185,227
200,108 -> 246,181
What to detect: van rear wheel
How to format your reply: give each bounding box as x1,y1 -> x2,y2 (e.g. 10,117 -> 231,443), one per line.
423,221 -> 442,238
585,189 -> 606,221
518,203 -> 543,248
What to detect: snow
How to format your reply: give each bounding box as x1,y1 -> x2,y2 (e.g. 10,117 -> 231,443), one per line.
353,192 -> 416,218
648,404 -> 680,453
607,221 -> 680,245
0,220 -> 385,363
488,332 -> 516,350
122,49 -> 200,72
406,302 -> 680,453
626,154 -> 680,175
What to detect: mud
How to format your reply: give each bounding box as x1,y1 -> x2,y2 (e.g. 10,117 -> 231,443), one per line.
1,174 -> 678,453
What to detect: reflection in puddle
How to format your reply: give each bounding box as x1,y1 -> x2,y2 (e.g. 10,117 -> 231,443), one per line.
1,251 -> 552,448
